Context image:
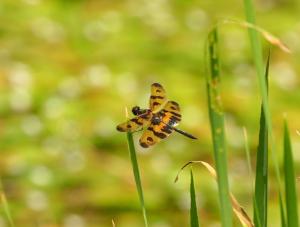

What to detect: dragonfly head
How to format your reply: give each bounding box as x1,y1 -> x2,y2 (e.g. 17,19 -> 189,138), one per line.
132,106 -> 148,116
132,106 -> 142,116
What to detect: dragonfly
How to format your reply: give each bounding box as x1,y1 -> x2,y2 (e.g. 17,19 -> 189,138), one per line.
116,83 -> 197,148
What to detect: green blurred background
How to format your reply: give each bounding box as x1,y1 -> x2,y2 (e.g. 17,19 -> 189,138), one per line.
0,0 -> 299,226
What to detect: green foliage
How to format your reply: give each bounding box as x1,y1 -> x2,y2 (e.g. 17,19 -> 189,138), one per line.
243,1 -> 286,226
253,53 -> 270,227
190,169 -> 200,227
243,0 -> 282,188
126,132 -> 149,227
283,121 -> 299,227
243,0 -> 269,126
0,181 -> 15,227
206,28 -> 232,227
279,195 -> 287,227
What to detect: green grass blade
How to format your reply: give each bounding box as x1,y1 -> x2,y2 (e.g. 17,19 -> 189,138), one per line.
243,0 -> 279,173
243,1 -> 285,225
243,128 -> 252,177
253,105 -> 267,227
126,132 -> 149,227
190,169 -> 200,227
0,181 -> 15,227
205,28 -> 232,227
243,128 -> 261,227
283,121 -> 299,227
243,0 -> 268,127
279,194 -> 287,227
253,53 -> 270,227
243,0 -> 282,185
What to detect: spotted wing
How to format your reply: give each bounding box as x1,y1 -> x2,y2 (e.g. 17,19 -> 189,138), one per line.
149,83 -> 167,112
160,101 -> 181,126
116,113 -> 152,132
139,101 -> 181,148
139,122 -> 173,148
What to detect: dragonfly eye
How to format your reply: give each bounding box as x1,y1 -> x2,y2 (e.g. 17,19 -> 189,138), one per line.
132,106 -> 140,115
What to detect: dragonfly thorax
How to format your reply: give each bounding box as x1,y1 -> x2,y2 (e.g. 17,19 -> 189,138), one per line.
151,114 -> 161,125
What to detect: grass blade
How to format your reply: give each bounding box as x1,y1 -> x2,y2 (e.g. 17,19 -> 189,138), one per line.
0,181 -> 15,227
243,0 -> 282,186
126,132 -> 149,227
243,128 -> 252,176
283,121 -> 299,227
253,52 -> 270,227
279,194 -> 287,227
253,106 -> 267,227
243,0 -> 285,225
243,128 -> 261,227
243,0 -> 268,126
205,28 -> 232,227
221,19 -> 290,53
175,161 -> 253,227
190,169 -> 200,227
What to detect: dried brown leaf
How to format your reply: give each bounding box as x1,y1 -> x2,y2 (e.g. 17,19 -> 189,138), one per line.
222,19 -> 291,53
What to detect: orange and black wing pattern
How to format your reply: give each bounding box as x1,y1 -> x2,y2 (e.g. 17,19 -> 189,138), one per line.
161,101 -> 181,126
139,123 -> 173,148
139,101 -> 181,148
116,113 -> 152,133
149,83 -> 167,112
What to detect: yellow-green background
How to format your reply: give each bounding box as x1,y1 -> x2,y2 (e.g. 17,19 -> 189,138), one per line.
0,0 -> 299,226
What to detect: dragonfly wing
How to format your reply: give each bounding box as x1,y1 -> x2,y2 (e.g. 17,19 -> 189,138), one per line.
149,83 -> 167,112
161,101 -> 196,139
139,122 -> 174,148
139,101 -> 181,148
116,113 -> 152,132
161,101 -> 181,126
